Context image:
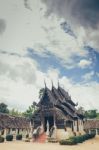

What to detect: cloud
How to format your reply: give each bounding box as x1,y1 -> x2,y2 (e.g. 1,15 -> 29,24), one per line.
96,72 -> 99,78
0,52 -> 99,111
42,0 -> 99,29
60,76 -> 99,110
0,53 -> 37,84
0,53 -> 60,110
0,0 -> 88,69
82,71 -> 94,81
78,59 -> 92,68
24,0 -> 32,11
0,0 -> 99,111
0,19 -> 6,34
42,0 -> 99,51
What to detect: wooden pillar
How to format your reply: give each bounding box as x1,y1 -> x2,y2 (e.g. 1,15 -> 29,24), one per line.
77,120 -> 79,132
16,129 -> 18,135
79,120 -> 81,132
96,129 -> 98,135
4,129 -> 7,138
73,120 -> 76,132
89,129 -> 91,134
10,128 -> 12,134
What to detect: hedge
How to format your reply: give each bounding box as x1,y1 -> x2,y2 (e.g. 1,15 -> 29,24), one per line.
16,134 -> 22,140
0,136 -> 4,143
26,134 -> 29,139
59,133 -> 96,145
6,134 -> 13,141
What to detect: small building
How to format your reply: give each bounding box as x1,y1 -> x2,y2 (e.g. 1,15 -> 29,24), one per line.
32,84 -> 85,140
84,119 -> 99,135
0,113 -> 30,139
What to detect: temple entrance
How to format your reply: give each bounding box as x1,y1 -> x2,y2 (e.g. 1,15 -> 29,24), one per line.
44,116 -> 54,132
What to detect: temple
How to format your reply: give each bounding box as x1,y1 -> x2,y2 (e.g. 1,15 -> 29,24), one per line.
32,83 -> 85,141
0,113 -> 30,139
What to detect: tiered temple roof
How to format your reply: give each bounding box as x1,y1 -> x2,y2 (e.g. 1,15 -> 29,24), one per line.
0,113 -> 30,129
33,84 -> 84,122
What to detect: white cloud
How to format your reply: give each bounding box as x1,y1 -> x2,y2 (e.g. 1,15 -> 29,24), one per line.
96,72 -> 99,77
0,0 -> 99,112
60,77 -> 99,110
82,71 -> 94,81
0,52 -> 60,111
0,53 -> 99,111
0,0 -> 88,68
78,59 -> 92,68
42,0 -> 99,52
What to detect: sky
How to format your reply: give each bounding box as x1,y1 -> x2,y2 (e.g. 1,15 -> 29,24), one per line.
0,0 -> 99,111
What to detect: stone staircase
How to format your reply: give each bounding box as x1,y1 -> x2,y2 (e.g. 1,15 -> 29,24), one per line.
33,133 -> 47,143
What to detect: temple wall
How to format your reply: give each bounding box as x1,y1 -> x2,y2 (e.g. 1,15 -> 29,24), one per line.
56,128 -> 74,140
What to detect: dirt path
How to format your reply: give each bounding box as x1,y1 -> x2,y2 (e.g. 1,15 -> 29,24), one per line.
0,137 -> 99,150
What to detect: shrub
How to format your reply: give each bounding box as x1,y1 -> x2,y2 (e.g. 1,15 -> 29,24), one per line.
25,139 -> 30,142
0,136 -> 4,143
70,136 -> 83,143
26,134 -> 29,139
6,134 -> 13,141
16,134 -> 22,140
59,139 -> 77,145
59,133 -> 95,145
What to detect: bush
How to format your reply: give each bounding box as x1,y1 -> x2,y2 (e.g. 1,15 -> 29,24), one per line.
25,139 -> 30,142
6,134 -> 13,141
0,136 -> 4,143
59,133 -> 96,145
26,134 -> 29,139
70,136 -> 83,143
16,134 -> 22,140
59,139 -> 77,145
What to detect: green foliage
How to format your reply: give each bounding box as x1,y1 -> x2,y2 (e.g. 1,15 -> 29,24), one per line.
59,139 -> 77,145
16,134 -> 22,140
6,134 -> 13,141
84,109 -> 97,119
23,102 -> 37,119
59,133 -> 96,145
9,109 -> 22,117
0,136 -> 4,143
26,134 -> 29,139
96,112 -> 99,119
25,139 -> 30,142
0,103 -> 9,114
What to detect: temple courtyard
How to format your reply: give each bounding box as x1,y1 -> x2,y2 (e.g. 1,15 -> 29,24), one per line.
1,136 -> 99,150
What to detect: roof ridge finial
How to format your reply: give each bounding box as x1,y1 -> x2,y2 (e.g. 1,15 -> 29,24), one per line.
51,79 -> 54,89
58,79 -> 60,88
44,79 -> 47,88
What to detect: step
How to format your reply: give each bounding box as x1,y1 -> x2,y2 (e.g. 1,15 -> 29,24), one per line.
35,133 -> 47,143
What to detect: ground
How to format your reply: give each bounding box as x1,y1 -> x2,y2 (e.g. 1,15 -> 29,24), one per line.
1,136 -> 99,150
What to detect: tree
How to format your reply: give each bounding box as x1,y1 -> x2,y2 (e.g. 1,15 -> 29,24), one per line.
96,112 -> 99,119
23,102 -> 37,119
9,108 -> 22,117
84,109 -> 97,119
0,103 -> 9,113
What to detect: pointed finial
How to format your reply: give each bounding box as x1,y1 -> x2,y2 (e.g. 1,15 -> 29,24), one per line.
51,79 -> 53,88
58,80 -> 60,88
44,79 -> 46,88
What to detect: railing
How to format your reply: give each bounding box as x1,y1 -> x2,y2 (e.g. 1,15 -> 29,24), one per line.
49,126 -> 55,137
33,125 -> 44,139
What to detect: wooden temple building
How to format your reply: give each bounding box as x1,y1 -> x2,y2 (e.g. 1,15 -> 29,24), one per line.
32,84 -> 85,140
84,119 -> 99,135
0,113 -> 30,139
